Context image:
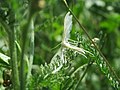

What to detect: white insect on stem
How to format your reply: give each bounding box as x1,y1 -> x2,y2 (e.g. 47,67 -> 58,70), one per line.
62,12 -> 91,56
51,12 -> 92,74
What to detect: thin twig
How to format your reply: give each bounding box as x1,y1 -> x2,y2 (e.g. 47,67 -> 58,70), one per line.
74,60 -> 94,90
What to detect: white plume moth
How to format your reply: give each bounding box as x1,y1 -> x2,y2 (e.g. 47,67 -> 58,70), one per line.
62,12 -> 92,56
51,12 -> 92,74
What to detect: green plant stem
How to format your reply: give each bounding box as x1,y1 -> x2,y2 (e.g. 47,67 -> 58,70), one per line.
20,17 -> 31,90
10,29 -> 20,90
20,13 -> 36,90
63,0 -> 120,83
27,16 -> 35,80
74,60 -> 93,90
0,18 -> 20,90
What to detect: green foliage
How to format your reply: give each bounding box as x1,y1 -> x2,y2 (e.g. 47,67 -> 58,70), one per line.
0,53 -> 10,68
0,0 -> 120,90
